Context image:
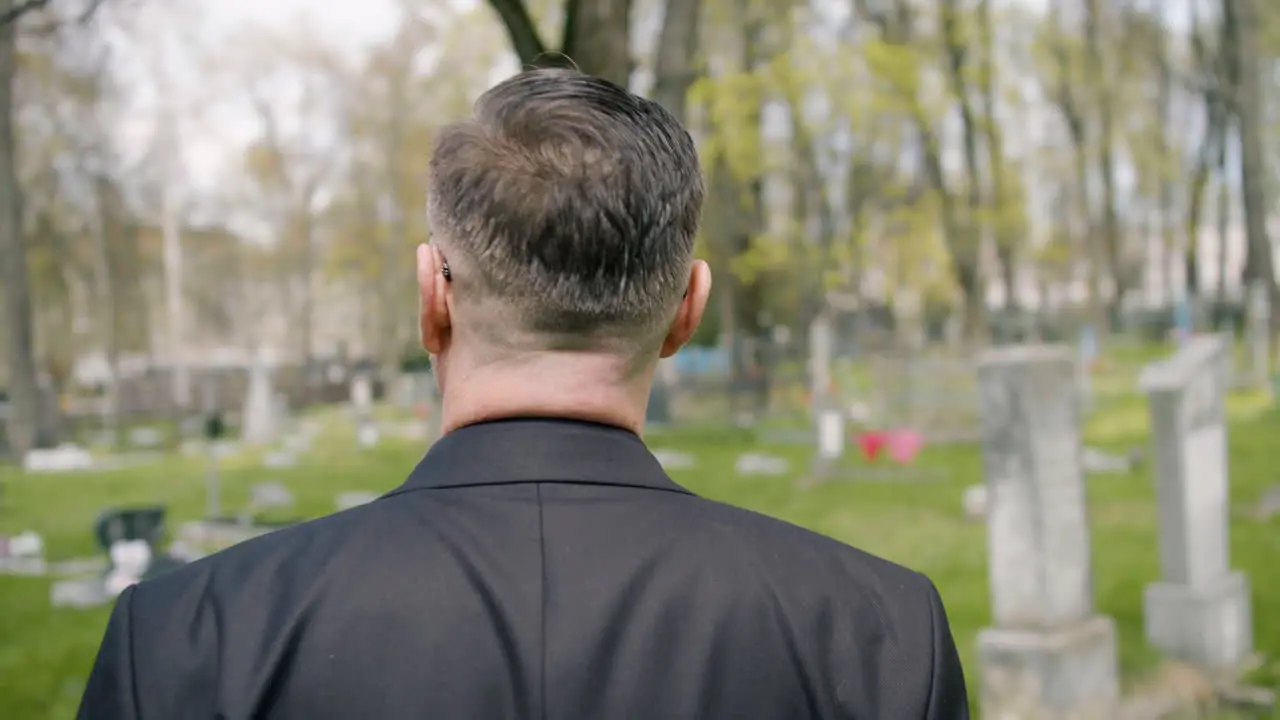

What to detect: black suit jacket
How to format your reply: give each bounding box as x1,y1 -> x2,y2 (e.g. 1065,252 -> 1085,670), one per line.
79,419 -> 968,719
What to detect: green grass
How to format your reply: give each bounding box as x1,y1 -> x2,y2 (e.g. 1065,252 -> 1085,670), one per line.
1,396 -> 1279,718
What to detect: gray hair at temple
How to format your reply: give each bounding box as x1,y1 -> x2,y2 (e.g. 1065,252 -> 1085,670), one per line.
426,68 -> 704,360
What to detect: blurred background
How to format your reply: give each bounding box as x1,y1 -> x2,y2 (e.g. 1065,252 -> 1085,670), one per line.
0,0 -> 1278,716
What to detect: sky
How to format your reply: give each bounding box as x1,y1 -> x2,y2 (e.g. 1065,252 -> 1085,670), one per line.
202,0 -> 399,49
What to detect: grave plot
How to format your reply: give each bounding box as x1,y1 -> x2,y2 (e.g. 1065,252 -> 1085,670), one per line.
50,506 -> 188,610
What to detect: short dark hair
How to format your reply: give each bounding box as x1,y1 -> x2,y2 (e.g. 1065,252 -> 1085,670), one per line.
427,68 -> 703,354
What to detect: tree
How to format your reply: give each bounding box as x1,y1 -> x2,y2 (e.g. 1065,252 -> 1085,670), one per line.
484,0 -> 632,85
0,0 -> 41,459
1226,0 -> 1277,328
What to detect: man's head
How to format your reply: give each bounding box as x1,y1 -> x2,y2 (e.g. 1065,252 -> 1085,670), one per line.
419,69 -> 710,396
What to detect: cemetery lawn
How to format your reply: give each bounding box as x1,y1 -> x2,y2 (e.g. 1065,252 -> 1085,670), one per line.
2,399 -> 1279,718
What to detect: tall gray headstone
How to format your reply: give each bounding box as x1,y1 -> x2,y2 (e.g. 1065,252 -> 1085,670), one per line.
975,345 -> 1119,718
1247,282 -> 1271,390
241,358 -> 279,446
1139,335 -> 1253,671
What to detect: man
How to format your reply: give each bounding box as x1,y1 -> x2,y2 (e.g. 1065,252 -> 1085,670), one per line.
79,68 -> 968,719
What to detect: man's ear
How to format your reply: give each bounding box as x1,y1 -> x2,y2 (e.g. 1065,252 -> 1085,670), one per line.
417,244 -> 451,354
659,260 -> 711,358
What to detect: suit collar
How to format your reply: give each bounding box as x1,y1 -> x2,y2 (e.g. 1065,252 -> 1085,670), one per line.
387,418 -> 694,496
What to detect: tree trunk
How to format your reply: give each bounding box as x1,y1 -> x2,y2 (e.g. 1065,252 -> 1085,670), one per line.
487,0 -> 634,87
977,0 -> 1019,312
562,0 -> 633,87
0,2 -> 40,460
1227,0 -> 1276,328
649,0 -> 701,119
1215,173 -> 1231,301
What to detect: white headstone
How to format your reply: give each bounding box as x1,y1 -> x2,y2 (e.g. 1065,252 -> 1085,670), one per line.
816,407 -> 845,460
974,344 -> 1119,717
23,444 -> 95,473
734,453 -> 789,476
262,450 -> 297,469
105,540 -> 152,596
8,531 -> 43,558
357,420 -> 380,448
250,482 -> 295,510
1139,334 -> 1253,669
335,491 -> 379,511
652,449 -> 695,470
962,484 -> 987,520
128,427 -> 163,448
242,359 -> 280,445
351,374 -> 373,411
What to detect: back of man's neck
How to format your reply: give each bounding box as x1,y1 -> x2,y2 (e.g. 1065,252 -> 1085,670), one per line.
438,355 -> 651,436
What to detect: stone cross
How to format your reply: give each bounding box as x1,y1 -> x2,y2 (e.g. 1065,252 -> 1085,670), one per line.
974,345 -> 1118,717
1139,334 -> 1253,670
1247,282 -> 1271,390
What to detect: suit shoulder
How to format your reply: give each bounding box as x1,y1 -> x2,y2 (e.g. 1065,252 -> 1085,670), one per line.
134,503 -> 381,605
681,494 -> 932,593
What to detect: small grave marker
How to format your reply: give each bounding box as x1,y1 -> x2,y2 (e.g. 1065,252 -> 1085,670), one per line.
735,453 -> 789,476
1255,486 -> 1280,522
128,427 -> 163,448
242,356 -> 281,445
335,491 -> 379,511
23,444 -> 95,473
357,420 -> 380,448
651,449 -> 695,470
262,450 -> 297,469
962,484 -> 987,521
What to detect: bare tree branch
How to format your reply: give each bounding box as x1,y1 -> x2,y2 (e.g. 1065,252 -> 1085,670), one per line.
1,0 -> 108,30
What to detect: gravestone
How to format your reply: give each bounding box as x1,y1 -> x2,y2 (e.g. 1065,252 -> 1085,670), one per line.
350,372 -> 373,412
651,448 -> 695,470
336,491 -> 379,511
23,444 -> 95,473
1247,282 -> 1271,391
974,345 -> 1119,718
242,357 -> 280,445
809,313 -> 844,477
356,418 -> 380,448
262,449 -> 297,469
734,453 -> 789,476
239,482 -> 296,526
128,427 -> 163,448
1254,485 -> 1280,522
1139,335 -> 1253,671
